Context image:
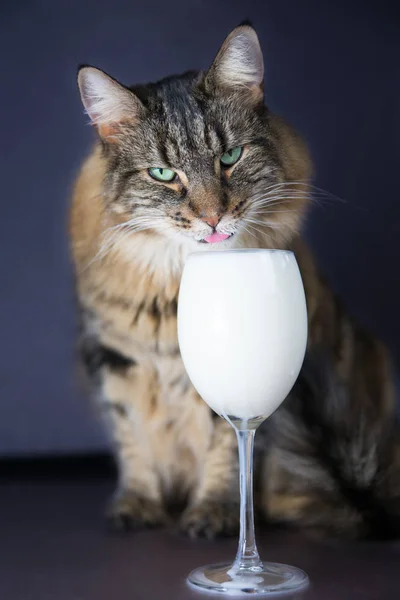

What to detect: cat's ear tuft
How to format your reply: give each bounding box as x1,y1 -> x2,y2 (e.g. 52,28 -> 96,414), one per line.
206,25 -> 264,102
77,66 -> 144,141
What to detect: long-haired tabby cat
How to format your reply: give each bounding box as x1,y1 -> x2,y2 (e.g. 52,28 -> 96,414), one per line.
70,24 -> 400,539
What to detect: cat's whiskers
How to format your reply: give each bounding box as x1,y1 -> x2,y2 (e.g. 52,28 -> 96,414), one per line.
240,217 -> 271,239
238,222 -> 259,240
246,222 -> 276,243
81,215 -> 168,273
251,180 -> 345,207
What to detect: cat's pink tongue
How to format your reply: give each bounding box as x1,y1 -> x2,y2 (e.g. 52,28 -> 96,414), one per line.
204,232 -> 230,244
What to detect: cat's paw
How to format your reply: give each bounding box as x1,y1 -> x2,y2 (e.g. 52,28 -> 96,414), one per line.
107,489 -> 168,533
180,500 -> 240,539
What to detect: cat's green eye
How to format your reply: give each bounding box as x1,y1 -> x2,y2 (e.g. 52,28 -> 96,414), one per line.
148,167 -> 176,182
220,146 -> 243,167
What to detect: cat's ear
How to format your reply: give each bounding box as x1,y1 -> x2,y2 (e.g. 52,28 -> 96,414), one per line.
77,66 -> 144,141
205,24 -> 264,102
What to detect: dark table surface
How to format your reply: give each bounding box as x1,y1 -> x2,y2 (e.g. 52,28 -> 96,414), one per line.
1,477 -> 399,600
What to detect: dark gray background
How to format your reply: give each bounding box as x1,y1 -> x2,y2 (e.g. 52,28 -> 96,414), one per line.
1,0 -> 399,455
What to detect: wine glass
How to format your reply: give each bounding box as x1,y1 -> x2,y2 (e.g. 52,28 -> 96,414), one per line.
177,249 -> 309,595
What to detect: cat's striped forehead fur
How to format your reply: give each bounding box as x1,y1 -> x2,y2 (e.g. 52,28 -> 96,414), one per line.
78,25 -> 311,251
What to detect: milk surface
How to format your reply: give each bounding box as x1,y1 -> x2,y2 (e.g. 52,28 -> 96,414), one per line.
178,250 -> 307,420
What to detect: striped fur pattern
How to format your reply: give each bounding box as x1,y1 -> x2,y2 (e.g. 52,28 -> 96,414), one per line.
70,24 -> 400,538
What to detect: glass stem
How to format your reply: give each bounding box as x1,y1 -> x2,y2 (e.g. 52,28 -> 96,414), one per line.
232,428 -> 262,572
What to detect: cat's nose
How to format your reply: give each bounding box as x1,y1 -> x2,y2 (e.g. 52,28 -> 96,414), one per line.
200,214 -> 221,228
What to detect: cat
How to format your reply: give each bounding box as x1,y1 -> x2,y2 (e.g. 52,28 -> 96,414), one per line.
69,23 -> 400,539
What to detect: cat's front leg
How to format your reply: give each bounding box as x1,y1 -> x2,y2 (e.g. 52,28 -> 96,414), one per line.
82,339 -> 168,532
181,417 -> 240,538
104,397 -> 169,532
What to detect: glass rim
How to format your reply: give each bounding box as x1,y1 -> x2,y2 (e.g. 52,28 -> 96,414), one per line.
187,248 -> 294,258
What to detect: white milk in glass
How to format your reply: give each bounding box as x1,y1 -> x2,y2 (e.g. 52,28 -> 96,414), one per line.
178,250 -> 307,421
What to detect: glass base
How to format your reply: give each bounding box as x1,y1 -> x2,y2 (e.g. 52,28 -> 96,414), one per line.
187,562 -> 309,596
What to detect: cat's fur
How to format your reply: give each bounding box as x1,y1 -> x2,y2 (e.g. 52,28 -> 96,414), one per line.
69,24 -> 400,539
